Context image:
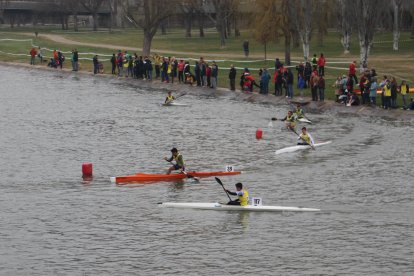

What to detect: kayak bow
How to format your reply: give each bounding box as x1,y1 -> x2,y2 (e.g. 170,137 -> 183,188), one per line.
111,171 -> 241,184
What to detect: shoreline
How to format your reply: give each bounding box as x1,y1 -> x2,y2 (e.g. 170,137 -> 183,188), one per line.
1,60 -> 413,120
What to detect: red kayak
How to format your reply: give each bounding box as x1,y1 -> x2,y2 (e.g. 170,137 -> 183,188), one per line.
110,171 -> 242,184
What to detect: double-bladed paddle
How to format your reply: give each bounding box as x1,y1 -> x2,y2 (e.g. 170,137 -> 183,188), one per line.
215,177 -> 232,201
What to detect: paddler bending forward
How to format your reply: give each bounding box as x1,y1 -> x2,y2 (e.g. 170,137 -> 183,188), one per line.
226,183 -> 249,206
165,91 -> 175,104
164,147 -> 185,174
297,126 -> 315,147
294,104 -> 304,119
281,110 -> 296,131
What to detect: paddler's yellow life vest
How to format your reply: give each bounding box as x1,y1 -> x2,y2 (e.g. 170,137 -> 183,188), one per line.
166,95 -> 174,102
287,114 -> 295,122
295,108 -> 304,118
300,133 -> 311,145
238,189 -> 249,206
174,153 -> 185,167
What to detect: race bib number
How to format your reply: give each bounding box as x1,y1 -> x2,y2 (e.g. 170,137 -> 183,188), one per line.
252,197 -> 262,206
225,165 -> 234,172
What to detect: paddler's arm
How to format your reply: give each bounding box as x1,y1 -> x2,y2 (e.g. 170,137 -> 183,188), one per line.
164,156 -> 173,162
225,189 -> 237,196
280,116 -> 287,121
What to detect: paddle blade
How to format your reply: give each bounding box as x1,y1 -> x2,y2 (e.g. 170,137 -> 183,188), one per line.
215,177 -> 223,186
271,118 -> 277,121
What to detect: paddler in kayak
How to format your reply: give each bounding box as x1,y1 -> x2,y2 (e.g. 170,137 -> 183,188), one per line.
280,110 -> 296,131
297,126 -> 315,147
164,148 -> 185,174
225,183 -> 249,206
165,91 -> 175,104
294,104 -> 305,119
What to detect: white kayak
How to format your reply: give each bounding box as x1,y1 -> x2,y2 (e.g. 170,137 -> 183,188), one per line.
275,141 -> 332,155
298,117 -> 312,124
162,102 -> 188,106
159,202 -> 320,212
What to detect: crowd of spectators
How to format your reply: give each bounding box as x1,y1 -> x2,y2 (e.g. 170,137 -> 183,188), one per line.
29,47 -> 413,110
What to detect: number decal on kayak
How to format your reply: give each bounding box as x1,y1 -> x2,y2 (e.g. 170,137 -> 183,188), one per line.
225,165 -> 234,172
252,197 -> 262,206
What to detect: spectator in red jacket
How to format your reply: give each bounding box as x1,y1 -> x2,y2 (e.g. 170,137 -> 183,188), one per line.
317,53 -> 326,76
29,47 -> 37,65
349,61 -> 358,83
177,59 -> 185,83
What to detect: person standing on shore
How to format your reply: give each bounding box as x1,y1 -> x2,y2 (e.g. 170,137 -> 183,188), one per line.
349,61 -> 358,83
229,65 -> 236,91
318,75 -> 325,101
177,59 -> 185,83
369,77 -> 378,106
110,54 -> 116,75
399,80 -> 409,109
211,61 -> 218,89
29,47 -> 37,65
93,55 -> 99,75
73,49 -> 79,71
317,53 -> 326,76
243,40 -> 249,57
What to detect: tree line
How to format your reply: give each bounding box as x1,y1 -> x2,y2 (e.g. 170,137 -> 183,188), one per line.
2,0 -> 414,68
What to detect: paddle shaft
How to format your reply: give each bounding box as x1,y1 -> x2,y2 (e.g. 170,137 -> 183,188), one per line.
215,177 -> 232,201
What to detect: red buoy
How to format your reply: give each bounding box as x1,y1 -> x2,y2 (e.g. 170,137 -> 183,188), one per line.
256,128 -> 263,139
82,163 -> 93,177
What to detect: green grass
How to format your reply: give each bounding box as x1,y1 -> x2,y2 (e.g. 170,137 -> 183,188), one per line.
1,27 -> 413,104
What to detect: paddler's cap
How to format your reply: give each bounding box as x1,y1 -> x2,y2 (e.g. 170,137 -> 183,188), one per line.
171,148 -> 178,153
302,127 -> 307,130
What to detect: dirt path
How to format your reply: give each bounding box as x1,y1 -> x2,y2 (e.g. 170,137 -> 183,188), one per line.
16,32 -> 414,62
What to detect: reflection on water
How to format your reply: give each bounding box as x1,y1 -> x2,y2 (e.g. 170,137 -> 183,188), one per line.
0,65 -> 413,275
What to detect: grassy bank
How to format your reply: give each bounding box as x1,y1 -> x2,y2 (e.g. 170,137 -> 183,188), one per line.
1,27 -> 413,105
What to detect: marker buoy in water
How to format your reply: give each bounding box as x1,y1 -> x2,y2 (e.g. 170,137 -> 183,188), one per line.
256,128 -> 263,139
82,163 -> 93,177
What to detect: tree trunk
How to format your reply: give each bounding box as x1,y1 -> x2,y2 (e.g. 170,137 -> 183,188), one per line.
61,16 -> 65,30
185,16 -> 192,37
392,0 -> 401,51
73,13 -> 79,32
411,18 -> 414,38
302,40 -> 310,61
359,39 -> 371,70
234,15 -> 240,37
143,30 -> 154,56
198,15 -> 204,37
161,19 -> 167,35
341,31 -> 351,54
284,32 -> 291,66
292,30 -> 300,48
92,13 -> 98,31
226,15 -> 231,37
317,30 -> 324,47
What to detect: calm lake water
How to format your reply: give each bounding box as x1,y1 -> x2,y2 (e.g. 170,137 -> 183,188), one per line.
0,65 -> 413,275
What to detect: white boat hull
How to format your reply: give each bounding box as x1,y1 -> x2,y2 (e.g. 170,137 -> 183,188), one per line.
298,118 -> 312,124
159,202 -> 320,212
275,141 -> 332,155
162,102 -> 188,106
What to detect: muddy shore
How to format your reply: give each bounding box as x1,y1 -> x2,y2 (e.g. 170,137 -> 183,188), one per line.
1,61 -> 413,120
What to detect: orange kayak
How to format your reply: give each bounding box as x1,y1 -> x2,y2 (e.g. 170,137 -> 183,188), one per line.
110,171 -> 241,184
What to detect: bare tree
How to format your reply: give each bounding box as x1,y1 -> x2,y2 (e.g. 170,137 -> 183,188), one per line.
337,0 -> 353,54
351,0 -> 386,69
205,0 -> 229,47
404,0 -> 414,38
314,0 -> 331,47
122,0 -> 176,56
252,0 -> 295,65
292,0 -> 314,61
392,0 -> 403,50
80,0 -> 104,31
